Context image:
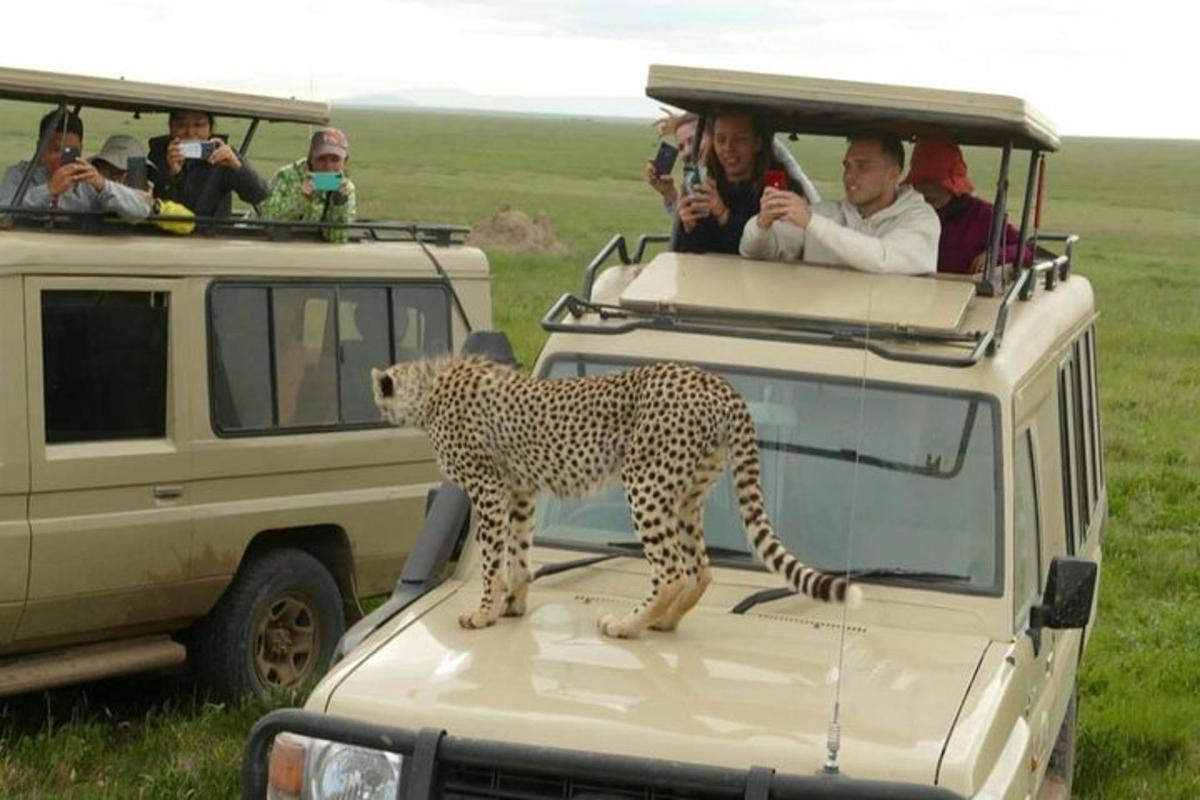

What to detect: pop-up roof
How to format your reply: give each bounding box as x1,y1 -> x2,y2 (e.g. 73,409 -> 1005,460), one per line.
618,253 -> 977,334
646,64 -> 1058,151
0,66 -> 329,124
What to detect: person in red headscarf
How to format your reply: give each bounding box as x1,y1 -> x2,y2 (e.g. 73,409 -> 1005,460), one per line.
905,138 -> 1031,275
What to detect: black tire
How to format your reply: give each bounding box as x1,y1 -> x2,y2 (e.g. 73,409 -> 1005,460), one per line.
194,548 -> 345,702
1043,691 -> 1077,798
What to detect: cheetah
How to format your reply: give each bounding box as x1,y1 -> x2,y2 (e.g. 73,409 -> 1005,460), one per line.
371,356 -> 861,638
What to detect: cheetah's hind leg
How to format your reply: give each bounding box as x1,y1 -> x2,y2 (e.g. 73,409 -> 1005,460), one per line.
502,489 -> 535,617
598,467 -> 687,639
651,449 -> 723,632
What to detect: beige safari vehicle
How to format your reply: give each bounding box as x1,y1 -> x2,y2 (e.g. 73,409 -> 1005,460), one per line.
0,68 -> 492,700
244,66 -> 1104,799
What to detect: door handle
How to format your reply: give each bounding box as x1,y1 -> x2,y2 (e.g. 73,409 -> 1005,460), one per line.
154,484 -> 184,499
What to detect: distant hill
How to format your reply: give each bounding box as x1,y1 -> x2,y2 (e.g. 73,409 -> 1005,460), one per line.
333,88 -> 661,120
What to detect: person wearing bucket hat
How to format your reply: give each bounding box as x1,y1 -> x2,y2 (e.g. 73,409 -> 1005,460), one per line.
904,138 -> 1032,275
0,110 -> 153,223
259,127 -> 357,243
89,134 -> 199,234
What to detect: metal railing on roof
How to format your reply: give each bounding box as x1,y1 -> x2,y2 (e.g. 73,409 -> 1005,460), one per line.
0,206 -> 471,246
542,231 -> 1079,369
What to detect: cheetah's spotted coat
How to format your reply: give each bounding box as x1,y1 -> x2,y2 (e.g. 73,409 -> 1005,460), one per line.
371,357 -> 860,638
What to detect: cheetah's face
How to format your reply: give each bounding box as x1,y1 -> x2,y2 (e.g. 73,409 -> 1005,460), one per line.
371,364 -> 423,428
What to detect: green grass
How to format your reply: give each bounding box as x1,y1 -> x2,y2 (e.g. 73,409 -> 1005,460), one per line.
2,100 -> 1199,798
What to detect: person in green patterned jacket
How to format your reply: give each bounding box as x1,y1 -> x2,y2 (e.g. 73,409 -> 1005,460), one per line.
259,128 -> 356,242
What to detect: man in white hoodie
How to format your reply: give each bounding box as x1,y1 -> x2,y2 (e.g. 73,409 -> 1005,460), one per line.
739,134 -> 939,275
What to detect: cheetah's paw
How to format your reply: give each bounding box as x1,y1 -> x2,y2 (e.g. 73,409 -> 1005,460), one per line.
458,609 -> 499,629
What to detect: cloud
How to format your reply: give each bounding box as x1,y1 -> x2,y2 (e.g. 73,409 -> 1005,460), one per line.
1,0 -> 1195,137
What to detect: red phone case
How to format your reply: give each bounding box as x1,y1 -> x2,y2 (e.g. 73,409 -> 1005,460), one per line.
764,169 -> 787,190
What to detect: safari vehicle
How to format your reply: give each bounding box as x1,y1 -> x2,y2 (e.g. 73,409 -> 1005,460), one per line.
0,68 -> 491,700
243,66 -> 1103,799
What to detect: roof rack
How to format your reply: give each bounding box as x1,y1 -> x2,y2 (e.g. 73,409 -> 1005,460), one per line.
541,233 -> 1080,369
646,64 -> 1058,151
0,206 -> 470,246
0,66 -> 328,124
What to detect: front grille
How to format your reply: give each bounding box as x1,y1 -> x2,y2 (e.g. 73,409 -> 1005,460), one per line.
443,762 -> 729,800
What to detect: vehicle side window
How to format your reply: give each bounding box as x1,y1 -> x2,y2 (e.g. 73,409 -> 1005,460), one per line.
339,287 -> 391,424
209,282 -> 451,434
1014,429 -> 1041,625
274,287 -> 338,427
41,290 -> 168,444
392,286 -> 451,360
1058,359 -> 1081,553
1082,327 -> 1104,495
210,287 -> 273,431
1058,328 -> 1105,556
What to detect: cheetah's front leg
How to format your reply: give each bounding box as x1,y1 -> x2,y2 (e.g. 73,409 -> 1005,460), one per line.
460,483 -> 511,630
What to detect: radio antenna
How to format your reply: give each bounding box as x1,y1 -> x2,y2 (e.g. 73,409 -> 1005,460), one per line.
823,287 -> 872,775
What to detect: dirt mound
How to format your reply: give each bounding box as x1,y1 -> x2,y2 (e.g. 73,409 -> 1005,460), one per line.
467,206 -> 569,254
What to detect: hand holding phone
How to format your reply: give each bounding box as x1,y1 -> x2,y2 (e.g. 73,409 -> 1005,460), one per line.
179,140 -> 216,160
311,171 -> 344,192
651,141 -> 679,178
125,156 -> 148,190
764,168 -> 788,190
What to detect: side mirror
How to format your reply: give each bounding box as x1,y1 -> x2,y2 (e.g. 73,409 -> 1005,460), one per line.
1030,556 -> 1098,631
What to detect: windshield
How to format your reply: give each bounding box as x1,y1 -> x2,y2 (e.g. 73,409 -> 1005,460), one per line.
536,357 -> 1001,594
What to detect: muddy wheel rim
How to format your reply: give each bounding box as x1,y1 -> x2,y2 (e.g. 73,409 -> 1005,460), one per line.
253,591 -> 320,689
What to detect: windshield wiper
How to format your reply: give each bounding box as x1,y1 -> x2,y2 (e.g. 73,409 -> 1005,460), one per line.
730,568 -> 971,614
534,541 -> 751,582
843,567 -> 972,582
532,541 -> 641,581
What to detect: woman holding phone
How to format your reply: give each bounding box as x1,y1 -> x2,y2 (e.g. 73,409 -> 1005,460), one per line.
676,111 -> 784,254
259,128 -> 357,244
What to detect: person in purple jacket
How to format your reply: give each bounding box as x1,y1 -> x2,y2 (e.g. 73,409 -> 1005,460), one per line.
904,138 -> 1032,275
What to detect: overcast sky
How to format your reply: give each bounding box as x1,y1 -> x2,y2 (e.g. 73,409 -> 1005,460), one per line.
5,0 -> 1197,139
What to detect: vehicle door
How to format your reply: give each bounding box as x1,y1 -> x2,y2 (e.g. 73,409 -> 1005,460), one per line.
0,276 -> 30,646
16,277 -> 194,644
1011,422 -> 1058,791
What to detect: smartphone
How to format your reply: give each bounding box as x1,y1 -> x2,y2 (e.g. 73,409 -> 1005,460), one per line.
311,171 -> 344,192
60,145 -> 80,166
179,140 -> 216,160
126,156 -> 148,190
651,141 -> 678,178
764,168 -> 788,190
682,164 -> 706,195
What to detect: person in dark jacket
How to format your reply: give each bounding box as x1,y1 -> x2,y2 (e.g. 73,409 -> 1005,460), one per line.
148,109 -> 268,217
676,111 -> 776,254
903,138 -> 1032,274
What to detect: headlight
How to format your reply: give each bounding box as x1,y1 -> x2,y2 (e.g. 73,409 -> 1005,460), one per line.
268,733 -> 404,800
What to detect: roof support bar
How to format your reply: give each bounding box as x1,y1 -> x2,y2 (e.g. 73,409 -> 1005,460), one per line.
1016,150 -> 1041,300
979,141 -> 1013,297
237,117 -> 260,160
5,102 -> 68,214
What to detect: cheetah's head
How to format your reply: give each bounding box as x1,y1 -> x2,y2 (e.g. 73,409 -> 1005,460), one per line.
371,363 -> 428,428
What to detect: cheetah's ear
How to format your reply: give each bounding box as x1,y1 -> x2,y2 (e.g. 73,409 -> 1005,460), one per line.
379,374 -> 395,398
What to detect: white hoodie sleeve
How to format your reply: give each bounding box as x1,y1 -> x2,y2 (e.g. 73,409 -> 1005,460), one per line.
804,202 -> 940,275
739,216 -> 806,261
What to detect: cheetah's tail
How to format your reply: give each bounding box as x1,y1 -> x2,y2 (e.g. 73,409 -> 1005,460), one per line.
728,401 -> 862,608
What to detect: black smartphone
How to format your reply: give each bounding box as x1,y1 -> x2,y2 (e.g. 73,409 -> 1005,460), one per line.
126,156 -> 148,190
60,145 -> 80,166
652,141 -> 679,177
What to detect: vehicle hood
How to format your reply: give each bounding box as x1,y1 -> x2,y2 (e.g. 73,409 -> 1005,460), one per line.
320,581 -> 988,785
